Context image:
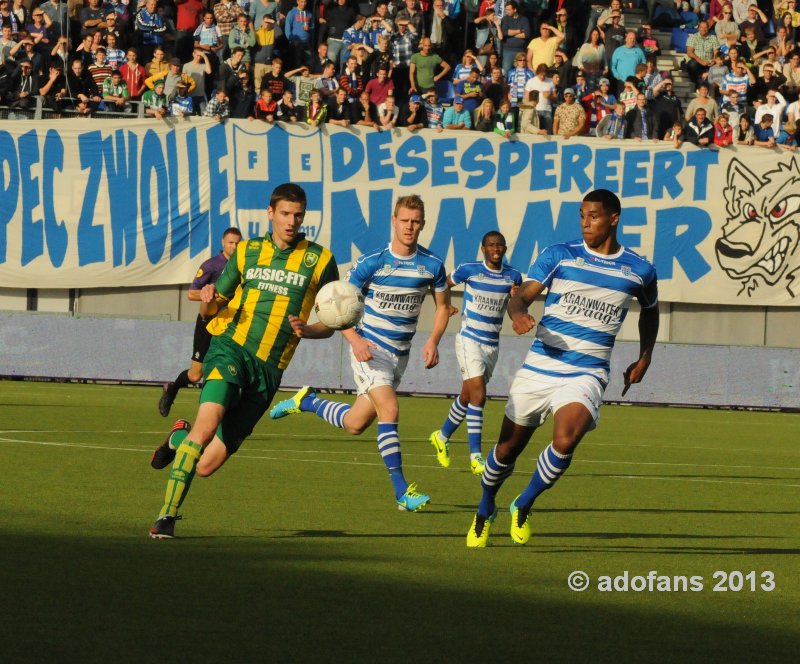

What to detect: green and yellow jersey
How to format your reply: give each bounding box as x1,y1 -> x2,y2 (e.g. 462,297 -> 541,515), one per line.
207,233 -> 338,370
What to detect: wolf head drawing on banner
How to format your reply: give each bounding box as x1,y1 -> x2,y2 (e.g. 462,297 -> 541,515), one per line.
715,157 -> 800,297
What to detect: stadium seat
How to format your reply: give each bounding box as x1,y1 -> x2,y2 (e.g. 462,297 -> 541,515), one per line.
435,78 -> 455,104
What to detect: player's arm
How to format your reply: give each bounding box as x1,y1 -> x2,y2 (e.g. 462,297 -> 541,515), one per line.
507,279 -> 545,335
288,255 -> 340,339
622,304 -> 659,396
445,274 -> 459,317
421,286 -> 451,369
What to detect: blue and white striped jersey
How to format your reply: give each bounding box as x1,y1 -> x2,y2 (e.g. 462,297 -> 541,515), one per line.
451,262 -> 523,347
346,243 -> 448,356
522,240 -> 658,386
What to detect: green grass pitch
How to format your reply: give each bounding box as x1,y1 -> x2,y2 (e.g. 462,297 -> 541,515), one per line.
0,381 -> 798,662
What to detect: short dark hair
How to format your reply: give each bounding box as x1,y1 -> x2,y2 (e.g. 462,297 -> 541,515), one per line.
223,227 -> 242,238
583,189 -> 621,216
270,183 -> 307,210
481,231 -> 506,246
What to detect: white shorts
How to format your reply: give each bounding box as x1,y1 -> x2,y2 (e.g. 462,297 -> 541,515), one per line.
455,334 -> 499,382
350,344 -> 409,396
504,370 -> 605,429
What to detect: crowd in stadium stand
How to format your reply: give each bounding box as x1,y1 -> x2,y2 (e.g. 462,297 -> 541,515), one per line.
0,0 -> 798,147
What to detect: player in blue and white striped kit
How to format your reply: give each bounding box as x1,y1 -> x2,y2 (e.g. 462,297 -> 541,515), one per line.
429,232 -> 523,476
270,195 -> 451,512
467,189 -> 660,547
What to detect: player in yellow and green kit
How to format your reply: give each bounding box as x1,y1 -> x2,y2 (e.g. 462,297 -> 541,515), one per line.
149,183 -> 339,539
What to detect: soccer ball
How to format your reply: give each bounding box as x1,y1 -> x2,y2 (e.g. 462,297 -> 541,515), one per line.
314,280 -> 365,330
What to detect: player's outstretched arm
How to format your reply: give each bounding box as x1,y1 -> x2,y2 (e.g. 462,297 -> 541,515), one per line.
621,304 -> 659,396
508,280 -> 545,335
288,314 -> 336,339
422,288 -> 451,369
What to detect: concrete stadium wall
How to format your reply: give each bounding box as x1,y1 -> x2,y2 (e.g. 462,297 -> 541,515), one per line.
1,311 -> 798,410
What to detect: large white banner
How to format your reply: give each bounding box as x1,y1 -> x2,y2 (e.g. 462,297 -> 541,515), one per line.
0,118 -> 798,305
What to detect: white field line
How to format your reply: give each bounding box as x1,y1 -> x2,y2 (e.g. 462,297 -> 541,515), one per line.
1,436 -> 800,488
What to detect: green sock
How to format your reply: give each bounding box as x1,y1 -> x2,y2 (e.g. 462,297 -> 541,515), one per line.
168,427 -> 189,451
159,440 -> 203,518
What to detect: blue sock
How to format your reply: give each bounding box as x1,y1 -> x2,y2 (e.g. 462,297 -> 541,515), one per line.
440,397 -> 467,440
301,395 -> 350,429
477,446 -> 515,517
466,404 -> 484,455
377,422 -> 407,499
517,443 -> 573,510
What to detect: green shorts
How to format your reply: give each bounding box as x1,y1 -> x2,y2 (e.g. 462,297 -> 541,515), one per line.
200,335 -> 283,454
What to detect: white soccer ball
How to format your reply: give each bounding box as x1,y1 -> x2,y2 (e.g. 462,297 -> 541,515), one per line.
314,280 -> 365,330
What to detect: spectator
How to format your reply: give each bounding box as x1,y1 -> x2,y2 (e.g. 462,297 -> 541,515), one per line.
553,49 -> 574,89
146,46 -> 169,78
650,76 -> 682,136
473,97 -> 495,131
770,25 -> 795,61
707,52 -> 730,97
38,62 -> 65,112
720,59 -> 755,102
395,0 -> 424,37
213,0 -> 245,42
751,62 -> 787,102
377,93 -> 399,128
340,53 -> 364,101
218,46 -> 247,92
518,92 -> 548,134
170,81 -> 194,117
142,78 -> 168,118
553,87 -> 586,138
316,60 -> 340,97
285,0 -> 314,69
685,20 -> 720,86
429,0 -> 457,60
101,12 -> 126,50
399,92 -> 426,129
120,47 -> 147,100
500,1 -> 531,73
228,12 -> 256,64
524,63 -> 556,131
350,88 -> 379,128
720,88 -> 746,126
135,0 -> 167,64
553,8 -> 580,59
753,111 -> 777,145
342,14 -> 370,70
775,119 -> 798,150
204,85 -> 230,121
250,20 -> 275,86
326,85 -> 352,126
714,111 -> 734,146
276,88 -> 300,121
365,65 -> 394,105
229,68 -> 256,118
308,41 -> 331,79
390,18 -> 418,102
422,89 -> 444,129
105,33 -> 126,70
253,87 -> 277,122
715,4 -> 740,41
455,66 -> 483,114
526,21 -> 565,71
583,76 -> 616,135
441,94 -> 472,129
598,11 -> 626,65
259,57 -> 294,96
367,33 -> 394,79
40,0 -> 68,39
610,31 -> 645,93
493,98 -> 515,137
183,48 -> 212,113
454,49 -> 482,83
619,77 -> 638,111
483,64 -> 508,109
321,0 -> 355,68
596,100 -> 628,139
736,113 -> 755,144
685,81 -> 719,121
175,0 -> 204,62
685,107 -> 714,146
755,89 -> 788,131
410,36 -> 450,94
8,58 -> 36,110
573,27 -> 607,72
80,0 -> 107,38
100,68 -> 131,112
738,4 -> 769,44
146,56 -> 197,101
664,120 -> 684,146
507,51 -> 534,107
194,11 -> 224,70
638,23 -> 661,58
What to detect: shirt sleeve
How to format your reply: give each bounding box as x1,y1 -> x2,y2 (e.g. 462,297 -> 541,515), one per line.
345,252 -> 376,289
189,256 -> 218,290
637,265 -> 659,309
526,245 -> 559,287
